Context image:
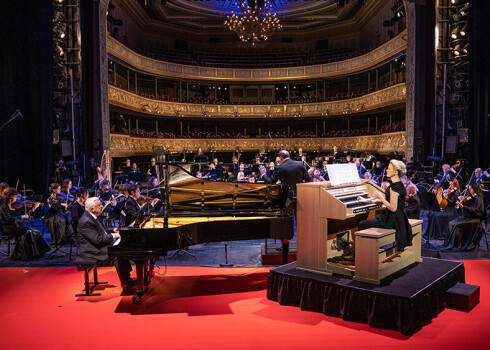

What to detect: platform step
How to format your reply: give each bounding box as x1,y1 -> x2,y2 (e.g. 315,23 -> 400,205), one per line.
445,283 -> 480,312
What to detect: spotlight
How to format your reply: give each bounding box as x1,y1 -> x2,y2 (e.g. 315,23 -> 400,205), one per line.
460,24 -> 467,36
451,27 -> 459,39
460,3 -> 469,16
452,13 -> 461,22
454,44 -> 461,56
463,43 -> 468,54
55,44 -> 64,56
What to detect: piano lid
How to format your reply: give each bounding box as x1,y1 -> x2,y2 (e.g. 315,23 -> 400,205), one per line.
166,165 -> 288,211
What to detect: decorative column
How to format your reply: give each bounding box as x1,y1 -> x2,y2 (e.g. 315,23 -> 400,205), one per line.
404,0 -> 416,161
99,0 -> 110,153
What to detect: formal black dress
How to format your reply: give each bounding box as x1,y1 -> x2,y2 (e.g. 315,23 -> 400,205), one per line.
46,196 -> 71,245
358,181 -> 413,252
424,189 -> 460,240
71,200 -> 85,234
444,195 -> 484,251
0,202 -> 50,260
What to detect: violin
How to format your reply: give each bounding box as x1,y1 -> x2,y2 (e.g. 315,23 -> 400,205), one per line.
455,193 -> 477,209
11,200 -> 43,211
137,195 -> 160,206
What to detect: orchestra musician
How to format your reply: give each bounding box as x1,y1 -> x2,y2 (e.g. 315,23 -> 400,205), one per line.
444,183 -> 484,251
404,184 -> 421,220
227,155 -> 240,180
71,187 -> 88,235
256,148 -> 269,163
179,147 -> 188,163
75,197 -> 120,266
46,183 -> 71,246
358,160 -> 413,252
193,147 -> 208,163
122,158 -> 131,174
434,164 -> 452,190
372,161 -> 385,178
0,187 -> 50,260
330,146 -> 339,160
424,176 -> 461,240
116,183 -> 159,285
355,160 -> 365,178
468,168 -> 489,186
318,160 -> 329,180
147,157 -> 157,177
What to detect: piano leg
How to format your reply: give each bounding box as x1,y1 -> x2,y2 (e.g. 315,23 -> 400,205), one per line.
133,262 -> 145,304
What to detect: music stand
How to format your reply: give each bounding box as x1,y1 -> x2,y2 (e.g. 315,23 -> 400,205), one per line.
128,171 -> 143,183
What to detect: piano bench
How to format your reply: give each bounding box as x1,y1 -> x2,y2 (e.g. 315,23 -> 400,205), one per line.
74,258 -> 108,297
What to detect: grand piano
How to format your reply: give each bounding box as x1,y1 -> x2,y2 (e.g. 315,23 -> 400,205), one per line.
108,164 -> 293,303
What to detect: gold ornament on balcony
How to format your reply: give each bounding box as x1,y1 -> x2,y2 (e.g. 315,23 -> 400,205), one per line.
224,1 -> 281,45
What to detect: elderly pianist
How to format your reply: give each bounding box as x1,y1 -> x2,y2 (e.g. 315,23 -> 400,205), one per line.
76,197 -> 120,264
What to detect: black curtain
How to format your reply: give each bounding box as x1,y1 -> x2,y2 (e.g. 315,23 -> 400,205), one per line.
0,1 -> 53,194
469,2 -> 490,169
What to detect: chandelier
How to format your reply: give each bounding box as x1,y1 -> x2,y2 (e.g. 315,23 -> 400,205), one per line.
224,2 -> 281,45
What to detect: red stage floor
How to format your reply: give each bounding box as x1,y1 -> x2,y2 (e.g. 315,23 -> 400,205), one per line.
0,260 -> 487,349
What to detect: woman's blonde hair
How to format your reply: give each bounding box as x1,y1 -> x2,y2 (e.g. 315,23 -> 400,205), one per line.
390,159 -> 406,177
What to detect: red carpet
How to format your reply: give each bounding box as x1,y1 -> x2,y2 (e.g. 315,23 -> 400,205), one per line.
0,260 -> 487,350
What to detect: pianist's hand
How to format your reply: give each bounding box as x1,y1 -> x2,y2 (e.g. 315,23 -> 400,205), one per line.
112,232 -> 121,239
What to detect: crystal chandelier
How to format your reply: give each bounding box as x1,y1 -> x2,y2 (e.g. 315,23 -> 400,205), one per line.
224,2 -> 281,45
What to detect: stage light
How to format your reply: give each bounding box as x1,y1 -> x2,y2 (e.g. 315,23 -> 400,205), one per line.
451,27 -> 458,39
452,13 -> 461,22
460,24 -> 467,36
463,43 -> 468,54
460,3 -> 469,16
454,44 -> 461,56
55,44 -> 64,56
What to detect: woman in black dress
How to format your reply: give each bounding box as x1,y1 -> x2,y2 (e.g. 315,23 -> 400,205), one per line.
444,183 -> 484,251
71,187 -> 88,234
358,159 -> 413,252
424,177 -> 460,240
46,183 -> 70,246
0,187 -> 50,260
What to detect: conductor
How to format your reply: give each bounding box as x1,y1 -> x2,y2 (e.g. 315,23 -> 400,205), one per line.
259,150 -> 311,264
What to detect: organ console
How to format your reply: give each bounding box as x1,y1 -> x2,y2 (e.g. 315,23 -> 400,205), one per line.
296,171 -> 422,284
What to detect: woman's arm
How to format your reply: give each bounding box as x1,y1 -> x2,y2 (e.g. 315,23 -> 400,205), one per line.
373,189 -> 398,212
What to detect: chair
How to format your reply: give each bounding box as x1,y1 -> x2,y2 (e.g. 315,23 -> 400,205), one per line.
74,257 -> 108,297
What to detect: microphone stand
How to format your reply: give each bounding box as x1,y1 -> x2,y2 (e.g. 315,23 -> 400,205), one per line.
0,110 -> 22,133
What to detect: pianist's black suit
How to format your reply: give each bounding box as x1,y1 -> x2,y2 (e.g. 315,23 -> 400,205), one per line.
76,211 -> 115,262
261,158 -> 311,197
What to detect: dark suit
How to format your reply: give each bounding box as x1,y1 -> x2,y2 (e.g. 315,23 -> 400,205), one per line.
124,197 -> 140,226
262,158 -> 311,197
404,194 -> 421,220
76,211 -> 114,262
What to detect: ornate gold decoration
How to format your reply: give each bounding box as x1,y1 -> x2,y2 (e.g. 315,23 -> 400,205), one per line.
110,132 -> 406,158
109,83 -> 406,119
106,30 -> 407,82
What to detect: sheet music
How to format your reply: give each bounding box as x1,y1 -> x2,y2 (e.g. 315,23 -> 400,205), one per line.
326,163 -> 362,187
